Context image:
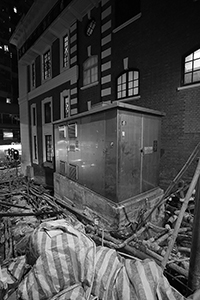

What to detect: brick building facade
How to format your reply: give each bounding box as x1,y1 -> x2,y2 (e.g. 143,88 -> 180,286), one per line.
10,0 -> 200,188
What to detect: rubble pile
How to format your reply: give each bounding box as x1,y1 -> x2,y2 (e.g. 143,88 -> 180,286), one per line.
0,168 -> 198,299
0,217 -> 185,300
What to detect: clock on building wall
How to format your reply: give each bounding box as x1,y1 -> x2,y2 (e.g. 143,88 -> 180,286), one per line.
85,19 -> 96,36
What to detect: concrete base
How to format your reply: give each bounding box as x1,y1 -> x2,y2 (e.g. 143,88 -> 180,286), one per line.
54,172 -> 164,229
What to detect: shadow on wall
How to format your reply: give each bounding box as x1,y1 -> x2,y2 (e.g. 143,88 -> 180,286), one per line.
28,163 -> 54,188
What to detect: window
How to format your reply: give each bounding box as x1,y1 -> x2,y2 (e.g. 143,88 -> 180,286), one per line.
44,102 -> 51,123
33,135 -> 38,160
12,115 -> 20,125
31,104 -> 38,163
69,164 -> 78,181
117,70 -> 139,99
115,0 -> 141,28
31,104 -> 37,126
64,96 -> 69,118
60,160 -> 66,175
68,123 -> 77,139
43,50 -> 51,80
83,55 -> 98,86
183,49 -> 200,85
63,34 -> 69,68
32,107 -> 36,126
85,19 -> 96,36
45,135 -> 52,162
59,125 -> 66,139
3,131 -> 13,139
3,114 -> 12,124
42,98 -> 53,167
4,45 -> 9,52
60,90 -> 70,120
31,62 -> 36,88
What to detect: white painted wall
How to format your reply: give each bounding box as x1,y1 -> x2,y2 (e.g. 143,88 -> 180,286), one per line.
18,63 -> 31,175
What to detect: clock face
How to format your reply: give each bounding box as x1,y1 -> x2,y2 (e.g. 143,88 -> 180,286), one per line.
86,19 -> 96,36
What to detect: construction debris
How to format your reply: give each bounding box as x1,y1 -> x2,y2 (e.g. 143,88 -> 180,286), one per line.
1,219 -> 185,300
0,164 -> 199,299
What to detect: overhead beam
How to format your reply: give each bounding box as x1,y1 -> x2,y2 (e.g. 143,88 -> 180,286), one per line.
88,0 -> 99,7
68,6 -> 82,21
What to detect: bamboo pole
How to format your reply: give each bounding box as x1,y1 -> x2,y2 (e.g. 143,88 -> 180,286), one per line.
188,176 -> 200,291
0,210 -> 62,217
0,200 -> 30,210
161,158 -> 200,269
137,142 -> 200,230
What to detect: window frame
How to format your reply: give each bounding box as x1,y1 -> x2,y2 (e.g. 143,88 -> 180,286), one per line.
60,90 -> 71,120
63,33 -> 69,68
31,103 -> 38,164
44,101 -> 52,124
60,31 -> 70,72
45,134 -> 53,163
183,48 -> 200,86
116,69 -> 140,100
31,61 -> 36,89
42,97 -> 53,168
64,95 -> 70,119
83,55 -> 98,87
32,106 -> 36,126
33,135 -> 38,160
42,49 -> 51,81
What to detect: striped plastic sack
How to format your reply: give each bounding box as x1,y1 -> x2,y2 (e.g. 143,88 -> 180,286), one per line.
91,246 -> 123,299
124,258 -> 185,300
49,284 -> 98,300
1,255 -> 26,286
18,219 -> 185,300
91,247 -> 185,300
18,219 -> 96,300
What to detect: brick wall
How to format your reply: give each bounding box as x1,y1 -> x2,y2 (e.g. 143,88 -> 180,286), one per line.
23,0 -> 200,190
109,0 -> 200,188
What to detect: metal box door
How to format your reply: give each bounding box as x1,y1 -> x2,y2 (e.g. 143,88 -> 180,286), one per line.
141,115 -> 161,192
118,111 -> 142,201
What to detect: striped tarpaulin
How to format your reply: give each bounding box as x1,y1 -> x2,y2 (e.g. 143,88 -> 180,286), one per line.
18,219 -> 96,300
18,219 -> 185,300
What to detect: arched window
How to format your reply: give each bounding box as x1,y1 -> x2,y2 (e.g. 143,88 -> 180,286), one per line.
183,49 -> 200,85
117,70 -> 139,99
83,55 -> 98,86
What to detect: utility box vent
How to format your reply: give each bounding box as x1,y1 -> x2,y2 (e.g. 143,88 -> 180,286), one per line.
60,160 -> 65,175
69,164 -> 78,181
68,123 -> 77,139
69,144 -> 76,152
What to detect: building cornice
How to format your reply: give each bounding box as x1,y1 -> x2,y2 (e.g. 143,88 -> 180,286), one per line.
10,0 -> 59,49
10,0 -> 100,61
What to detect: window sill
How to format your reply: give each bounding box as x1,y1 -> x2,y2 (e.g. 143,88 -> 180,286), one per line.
43,161 -> 54,169
114,95 -> 141,102
60,65 -> 70,73
80,81 -> 99,90
177,82 -> 200,91
42,76 -> 52,85
113,13 -> 142,34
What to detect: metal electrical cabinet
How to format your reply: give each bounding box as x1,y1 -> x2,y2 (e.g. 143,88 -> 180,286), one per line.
54,102 -> 164,203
